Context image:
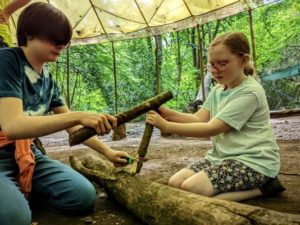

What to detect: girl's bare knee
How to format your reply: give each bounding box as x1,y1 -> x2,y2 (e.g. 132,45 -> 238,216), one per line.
168,169 -> 195,188
168,176 -> 183,188
181,175 -> 214,197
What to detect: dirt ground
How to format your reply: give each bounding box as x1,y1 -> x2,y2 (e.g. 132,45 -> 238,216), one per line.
32,116 -> 300,225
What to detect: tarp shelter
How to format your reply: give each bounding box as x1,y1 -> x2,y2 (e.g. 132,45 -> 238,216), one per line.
261,65 -> 300,82
10,0 -> 280,45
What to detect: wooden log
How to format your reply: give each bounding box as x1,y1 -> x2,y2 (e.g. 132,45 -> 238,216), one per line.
69,91 -> 173,146
270,108 -> 300,118
70,155 -> 300,225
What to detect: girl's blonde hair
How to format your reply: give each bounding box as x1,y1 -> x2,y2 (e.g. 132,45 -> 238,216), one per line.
209,32 -> 256,76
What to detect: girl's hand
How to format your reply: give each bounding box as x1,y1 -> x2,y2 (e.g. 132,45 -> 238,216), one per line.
78,112 -> 117,135
146,110 -> 169,132
106,149 -> 129,167
157,105 -> 170,119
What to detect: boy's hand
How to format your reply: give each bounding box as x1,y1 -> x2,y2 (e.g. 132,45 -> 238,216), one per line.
106,149 -> 129,167
79,112 -> 117,135
146,110 -> 169,133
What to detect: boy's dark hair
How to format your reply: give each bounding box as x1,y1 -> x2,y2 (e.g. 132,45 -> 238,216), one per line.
17,2 -> 72,46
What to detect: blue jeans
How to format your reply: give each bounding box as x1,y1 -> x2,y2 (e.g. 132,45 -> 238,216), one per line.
0,145 -> 96,225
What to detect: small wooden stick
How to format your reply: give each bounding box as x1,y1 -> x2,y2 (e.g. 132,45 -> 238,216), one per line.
130,123 -> 153,174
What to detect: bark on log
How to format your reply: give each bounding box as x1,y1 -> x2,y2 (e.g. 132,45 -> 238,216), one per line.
69,91 -> 173,146
70,155 -> 300,225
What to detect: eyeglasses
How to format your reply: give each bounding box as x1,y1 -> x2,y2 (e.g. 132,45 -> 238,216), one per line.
206,62 -> 228,72
206,56 -> 239,72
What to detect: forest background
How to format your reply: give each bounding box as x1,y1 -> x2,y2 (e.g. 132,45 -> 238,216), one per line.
50,0 -> 300,117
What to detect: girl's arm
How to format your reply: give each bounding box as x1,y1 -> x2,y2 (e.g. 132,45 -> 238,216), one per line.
146,110 -> 231,138
158,106 -> 210,123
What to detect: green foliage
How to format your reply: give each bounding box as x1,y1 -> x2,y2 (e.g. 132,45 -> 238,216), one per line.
49,0 -> 299,114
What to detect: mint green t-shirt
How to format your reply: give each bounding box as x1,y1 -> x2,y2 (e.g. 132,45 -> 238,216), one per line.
203,76 -> 280,178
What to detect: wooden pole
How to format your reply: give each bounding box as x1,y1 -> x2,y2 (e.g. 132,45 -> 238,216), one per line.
111,41 -> 127,140
66,45 -> 71,108
155,35 -> 162,94
112,41 -> 118,114
248,9 -> 257,69
130,123 -> 154,174
197,24 -> 205,102
69,91 -> 173,146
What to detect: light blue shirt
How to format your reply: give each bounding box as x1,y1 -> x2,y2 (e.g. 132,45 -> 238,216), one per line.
203,76 -> 280,178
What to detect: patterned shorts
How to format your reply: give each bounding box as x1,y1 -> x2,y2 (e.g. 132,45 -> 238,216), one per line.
186,158 -> 270,195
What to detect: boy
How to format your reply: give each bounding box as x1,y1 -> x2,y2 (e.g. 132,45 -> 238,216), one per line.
0,3 -> 129,225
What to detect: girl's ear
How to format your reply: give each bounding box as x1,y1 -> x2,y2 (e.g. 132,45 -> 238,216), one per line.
242,54 -> 250,66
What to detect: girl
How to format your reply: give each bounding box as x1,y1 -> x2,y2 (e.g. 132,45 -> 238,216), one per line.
146,32 -> 284,202
0,3 -> 129,225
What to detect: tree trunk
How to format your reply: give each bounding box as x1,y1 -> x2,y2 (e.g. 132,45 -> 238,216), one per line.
70,72 -> 79,107
197,24 -> 205,102
175,31 -> 182,103
248,9 -> 257,69
69,91 -> 173,146
147,37 -> 156,95
70,155 -> 300,225
191,27 -> 197,69
111,41 -> 126,140
66,46 -> 71,109
155,35 -> 162,95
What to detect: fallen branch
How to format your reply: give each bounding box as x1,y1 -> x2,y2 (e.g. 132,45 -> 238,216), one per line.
70,155 -> 300,225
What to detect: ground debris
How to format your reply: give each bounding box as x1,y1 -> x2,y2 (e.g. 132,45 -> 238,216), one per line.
80,216 -> 95,224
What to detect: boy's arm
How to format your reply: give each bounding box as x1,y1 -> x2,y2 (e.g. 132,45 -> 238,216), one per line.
0,0 -> 31,24
0,97 -> 115,139
52,105 -> 128,164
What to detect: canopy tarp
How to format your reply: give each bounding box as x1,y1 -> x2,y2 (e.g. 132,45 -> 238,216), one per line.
10,0 -> 280,45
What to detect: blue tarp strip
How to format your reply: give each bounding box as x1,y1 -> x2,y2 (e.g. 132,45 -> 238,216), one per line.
261,64 -> 300,82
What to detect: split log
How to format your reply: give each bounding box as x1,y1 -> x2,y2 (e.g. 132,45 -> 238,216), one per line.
270,108 -> 300,118
69,91 -> 173,146
70,155 -> 300,225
